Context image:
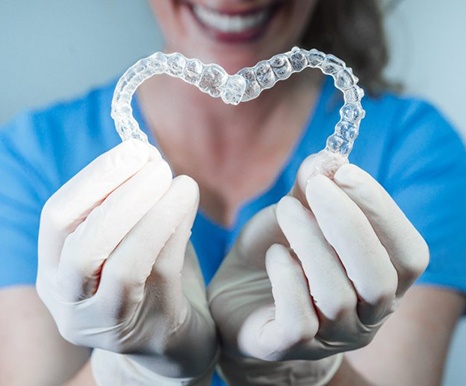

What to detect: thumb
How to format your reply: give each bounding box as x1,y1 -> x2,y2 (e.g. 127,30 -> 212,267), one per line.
233,205 -> 288,270
238,243 -> 318,361
290,150 -> 348,205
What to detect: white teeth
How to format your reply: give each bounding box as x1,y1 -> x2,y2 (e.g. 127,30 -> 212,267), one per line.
193,5 -> 268,33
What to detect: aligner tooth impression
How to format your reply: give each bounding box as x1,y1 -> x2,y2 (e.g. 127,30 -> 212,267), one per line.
111,47 -> 365,167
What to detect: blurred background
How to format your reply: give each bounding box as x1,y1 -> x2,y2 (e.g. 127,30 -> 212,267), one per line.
0,1 -> 465,384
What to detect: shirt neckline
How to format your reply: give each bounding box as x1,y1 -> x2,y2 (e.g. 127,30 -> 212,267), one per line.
132,77 -> 335,236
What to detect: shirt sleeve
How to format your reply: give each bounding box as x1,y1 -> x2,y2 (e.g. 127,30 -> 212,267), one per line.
382,100 -> 466,294
0,113 -> 52,288
0,84 -> 120,289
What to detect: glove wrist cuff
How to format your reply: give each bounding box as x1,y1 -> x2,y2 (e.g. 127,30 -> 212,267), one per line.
218,352 -> 343,386
314,353 -> 343,386
91,348 -> 219,386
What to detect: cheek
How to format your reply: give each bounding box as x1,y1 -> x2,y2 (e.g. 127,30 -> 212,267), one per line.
148,0 -> 165,19
149,1 -> 170,34
290,0 -> 318,38
148,1 -> 185,46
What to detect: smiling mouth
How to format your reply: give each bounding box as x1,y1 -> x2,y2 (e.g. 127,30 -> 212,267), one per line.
189,3 -> 281,42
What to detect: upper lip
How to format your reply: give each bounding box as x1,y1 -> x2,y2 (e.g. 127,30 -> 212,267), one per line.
187,1 -> 284,34
183,1 -> 283,16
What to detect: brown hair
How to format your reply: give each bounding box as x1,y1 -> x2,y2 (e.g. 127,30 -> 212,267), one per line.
301,0 -> 395,95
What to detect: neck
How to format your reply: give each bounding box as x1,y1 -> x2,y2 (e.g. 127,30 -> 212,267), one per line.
138,69 -> 321,146
136,69 -> 322,226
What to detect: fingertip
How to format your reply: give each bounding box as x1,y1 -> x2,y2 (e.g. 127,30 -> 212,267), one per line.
266,243 -> 306,274
293,154 -> 319,199
300,151 -> 348,186
305,175 -> 352,218
172,174 -> 199,195
264,244 -> 319,344
265,244 -> 298,279
334,163 -> 369,187
333,164 -> 381,205
114,138 -> 151,166
146,143 -> 164,162
276,196 -> 304,228
276,196 -> 296,215
305,173 -> 331,200
266,243 -> 290,264
171,175 -> 200,210
145,157 -> 173,184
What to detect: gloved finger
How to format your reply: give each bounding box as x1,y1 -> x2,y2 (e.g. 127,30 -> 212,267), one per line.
97,175 -> 199,311
290,150 -> 348,205
238,243 -> 319,361
137,199 -> 200,338
305,175 -> 398,325
182,243 -> 216,336
143,176 -> 200,314
276,196 -> 358,327
38,139 -> 156,272
57,158 -> 172,301
206,206 -> 282,323
151,175 -> 198,278
333,164 -> 429,296
182,243 -> 208,304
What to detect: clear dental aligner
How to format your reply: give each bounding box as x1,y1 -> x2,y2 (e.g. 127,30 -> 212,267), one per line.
111,47 -> 365,158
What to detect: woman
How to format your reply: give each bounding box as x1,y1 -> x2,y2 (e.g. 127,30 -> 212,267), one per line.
1,0 -> 465,385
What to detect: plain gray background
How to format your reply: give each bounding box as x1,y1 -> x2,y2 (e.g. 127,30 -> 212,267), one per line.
0,1 -> 465,384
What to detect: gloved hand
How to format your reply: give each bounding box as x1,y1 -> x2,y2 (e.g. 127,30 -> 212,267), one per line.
208,151 -> 429,385
36,140 -> 217,385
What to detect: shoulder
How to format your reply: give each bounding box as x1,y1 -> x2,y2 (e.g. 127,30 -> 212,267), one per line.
363,91 -> 459,146
315,80 -> 464,176
0,81 -> 121,195
0,82 -> 122,287
347,91 -> 465,182
0,80 -> 120,158
351,92 -> 466,293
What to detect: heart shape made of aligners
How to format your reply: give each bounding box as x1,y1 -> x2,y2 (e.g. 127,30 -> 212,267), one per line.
111,47 -> 365,170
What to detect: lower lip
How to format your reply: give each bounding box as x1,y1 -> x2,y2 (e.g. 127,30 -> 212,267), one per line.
188,5 -> 277,44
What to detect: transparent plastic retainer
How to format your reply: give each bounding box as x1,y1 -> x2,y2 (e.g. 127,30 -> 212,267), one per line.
111,47 -> 365,176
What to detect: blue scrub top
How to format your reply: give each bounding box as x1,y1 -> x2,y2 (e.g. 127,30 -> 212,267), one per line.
1,78 -> 465,385
1,77 -> 465,290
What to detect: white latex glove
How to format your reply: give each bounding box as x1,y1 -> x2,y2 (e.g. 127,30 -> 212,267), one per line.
208,152 -> 429,385
36,140 -> 217,385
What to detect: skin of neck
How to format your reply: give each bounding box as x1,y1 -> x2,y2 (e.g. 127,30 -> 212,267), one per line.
136,56 -> 323,226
